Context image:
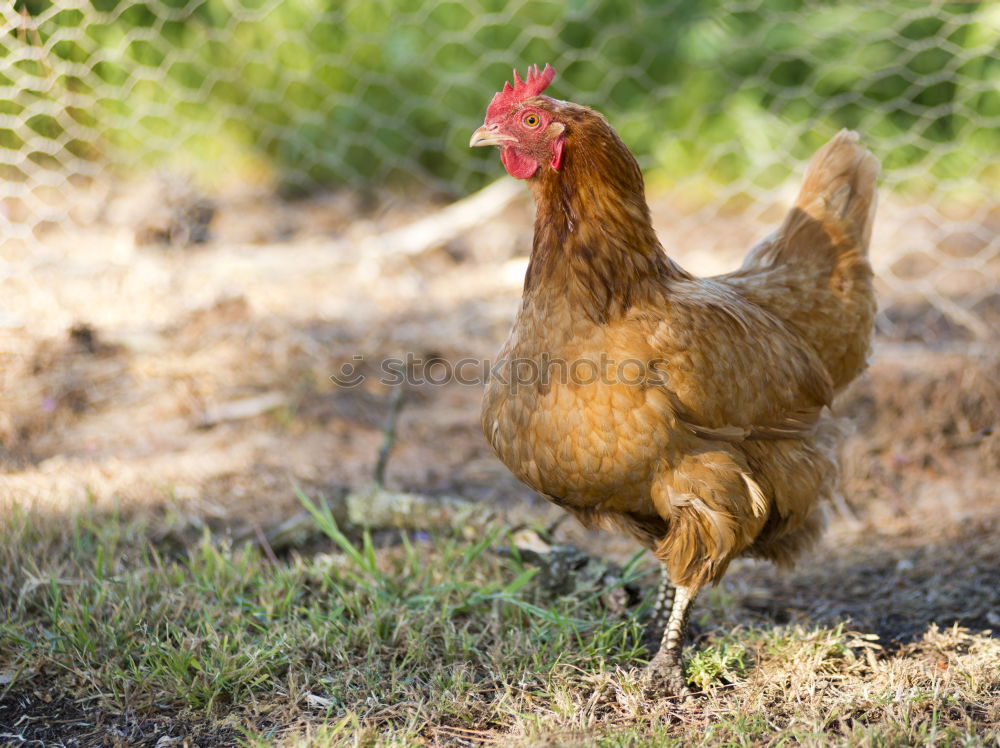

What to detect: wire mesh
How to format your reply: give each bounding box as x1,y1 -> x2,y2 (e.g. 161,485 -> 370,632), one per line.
1,0 -> 998,342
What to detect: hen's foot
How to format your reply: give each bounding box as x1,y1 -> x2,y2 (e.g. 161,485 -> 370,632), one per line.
640,581 -> 698,698
641,654 -> 691,698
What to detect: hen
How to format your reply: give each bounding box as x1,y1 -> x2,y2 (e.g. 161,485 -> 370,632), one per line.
471,65 -> 879,694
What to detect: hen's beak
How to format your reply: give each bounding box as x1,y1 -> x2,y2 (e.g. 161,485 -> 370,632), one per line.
470,125 -> 516,148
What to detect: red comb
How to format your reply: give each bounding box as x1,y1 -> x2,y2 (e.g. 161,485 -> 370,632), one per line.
486,64 -> 556,121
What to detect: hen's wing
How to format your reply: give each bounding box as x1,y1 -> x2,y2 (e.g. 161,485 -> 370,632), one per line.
630,277 -> 834,444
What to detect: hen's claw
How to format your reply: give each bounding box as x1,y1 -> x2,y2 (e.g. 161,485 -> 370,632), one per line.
641,655 -> 692,698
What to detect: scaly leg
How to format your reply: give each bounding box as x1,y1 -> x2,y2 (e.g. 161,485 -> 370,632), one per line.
644,583 -> 698,696
643,564 -> 675,653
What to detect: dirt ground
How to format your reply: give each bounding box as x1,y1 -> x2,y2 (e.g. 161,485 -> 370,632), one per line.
1,176 -> 998,742
2,174 -> 998,561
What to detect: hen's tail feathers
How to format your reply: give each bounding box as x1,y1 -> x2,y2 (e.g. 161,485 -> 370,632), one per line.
792,129 -> 880,254
740,130 -> 880,272
733,131 -> 879,391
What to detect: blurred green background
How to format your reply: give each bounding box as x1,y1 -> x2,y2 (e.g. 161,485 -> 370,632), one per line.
2,0 -> 998,198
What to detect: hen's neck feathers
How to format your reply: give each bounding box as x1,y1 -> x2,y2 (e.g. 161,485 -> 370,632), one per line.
524,104 -> 689,323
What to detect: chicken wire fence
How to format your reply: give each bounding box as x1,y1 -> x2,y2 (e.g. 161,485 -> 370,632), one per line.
1,0 -> 998,342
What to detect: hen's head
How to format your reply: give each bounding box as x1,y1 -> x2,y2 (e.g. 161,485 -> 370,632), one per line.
469,64 -> 567,180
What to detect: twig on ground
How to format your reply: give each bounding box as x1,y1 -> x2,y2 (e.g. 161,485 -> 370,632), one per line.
253,523 -> 280,565
373,388 -> 406,487
197,391 -> 286,429
345,483 -> 490,534
359,178 -> 521,261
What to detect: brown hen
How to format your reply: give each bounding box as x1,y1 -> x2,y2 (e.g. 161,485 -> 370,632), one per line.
471,65 -> 879,694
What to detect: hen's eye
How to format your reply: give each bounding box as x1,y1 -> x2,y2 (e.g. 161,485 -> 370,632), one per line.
523,113 -> 540,128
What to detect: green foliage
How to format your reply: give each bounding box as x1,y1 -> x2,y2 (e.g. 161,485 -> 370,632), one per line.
2,0 -> 997,195
0,497 -> 647,715
685,638 -> 747,689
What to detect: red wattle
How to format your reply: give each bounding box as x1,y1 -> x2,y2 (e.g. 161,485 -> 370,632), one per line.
501,147 -> 540,180
550,135 -> 565,171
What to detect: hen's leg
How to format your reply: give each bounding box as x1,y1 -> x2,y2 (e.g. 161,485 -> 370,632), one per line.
643,564 -> 675,653
644,583 -> 698,695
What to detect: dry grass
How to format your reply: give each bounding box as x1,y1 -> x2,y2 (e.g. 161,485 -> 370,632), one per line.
1,182 -> 999,745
